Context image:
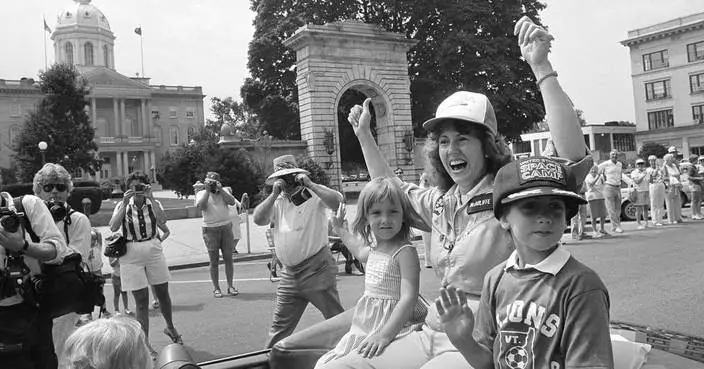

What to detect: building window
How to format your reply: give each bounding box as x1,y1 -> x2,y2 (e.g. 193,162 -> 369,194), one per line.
103,45 -> 109,68
169,107 -> 177,119
151,107 -> 160,120
645,80 -> 671,101
691,146 -> 704,156
187,127 -> 195,142
9,126 -> 20,148
169,126 -> 179,146
84,42 -> 94,65
9,103 -> 21,117
690,73 -> 704,94
613,133 -> 635,152
647,109 -> 674,130
185,109 -> 195,119
642,50 -> 669,71
693,104 -> 704,124
65,42 -> 74,64
687,41 -> 704,63
514,140 -> 531,154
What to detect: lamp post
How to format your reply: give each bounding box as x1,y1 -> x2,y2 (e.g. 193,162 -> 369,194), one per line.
38,141 -> 48,164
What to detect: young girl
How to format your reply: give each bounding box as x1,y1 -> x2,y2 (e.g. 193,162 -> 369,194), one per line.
109,257 -> 132,316
315,177 -> 428,367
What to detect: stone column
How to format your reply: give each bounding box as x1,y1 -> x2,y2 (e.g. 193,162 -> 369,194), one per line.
116,151 -> 123,177
147,100 -> 153,138
143,151 -> 149,173
609,133 -> 615,152
120,99 -> 127,137
123,152 -> 130,176
91,98 -> 97,130
589,133 -> 596,152
113,98 -> 119,137
150,151 -> 156,170
141,99 -> 148,138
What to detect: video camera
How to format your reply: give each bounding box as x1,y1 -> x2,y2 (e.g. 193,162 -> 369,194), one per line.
156,344 -> 201,369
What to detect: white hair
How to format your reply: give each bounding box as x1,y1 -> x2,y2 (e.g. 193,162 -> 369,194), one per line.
64,317 -> 152,369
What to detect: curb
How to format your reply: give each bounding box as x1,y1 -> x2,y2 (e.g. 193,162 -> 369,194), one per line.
168,252 -> 272,271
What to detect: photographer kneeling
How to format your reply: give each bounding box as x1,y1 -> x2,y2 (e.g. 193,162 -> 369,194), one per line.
0,183 -> 70,368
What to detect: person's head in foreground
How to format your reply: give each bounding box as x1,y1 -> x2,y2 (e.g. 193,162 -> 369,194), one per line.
493,156 -> 586,265
33,163 -> 73,203
125,171 -> 151,201
64,317 -> 152,369
266,154 -> 310,196
609,149 -> 619,163
664,153 -> 675,165
422,91 -> 512,193
689,154 -> 699,165
353,176 -> 424,246
648,155 -> 658,166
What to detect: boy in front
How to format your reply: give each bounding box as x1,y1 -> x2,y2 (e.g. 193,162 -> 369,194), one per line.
435,156 -> 613,369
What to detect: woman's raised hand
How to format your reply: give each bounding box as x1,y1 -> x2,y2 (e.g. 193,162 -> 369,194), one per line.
331,203 -> 347,233
347,98 -> 372,136
514,15 -> 553,70
436,286 -> 475,347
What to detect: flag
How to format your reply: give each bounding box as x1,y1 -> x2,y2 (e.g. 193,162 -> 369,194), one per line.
134,27 -> 142,36
43,18 -> 52,33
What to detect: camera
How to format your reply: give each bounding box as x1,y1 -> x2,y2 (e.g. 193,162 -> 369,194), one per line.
208,181 -> 219,193
0,253 -> 44,304
45,200 -> 67,222
134,184 -> 150,193
290,187 -> 311,206
0,207 -> 21,233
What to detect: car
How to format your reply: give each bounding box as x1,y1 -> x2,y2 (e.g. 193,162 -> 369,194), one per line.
620,181 -> 690,222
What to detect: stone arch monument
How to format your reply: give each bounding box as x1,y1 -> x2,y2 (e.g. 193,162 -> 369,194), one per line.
284,21 -> 418,190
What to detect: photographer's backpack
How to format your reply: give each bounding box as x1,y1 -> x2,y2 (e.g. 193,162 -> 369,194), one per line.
13,195 -> 105,318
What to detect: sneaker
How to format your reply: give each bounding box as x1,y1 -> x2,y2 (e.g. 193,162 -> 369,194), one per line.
101,310 -> 112,319
614,228 -> 624,233
637,225 -> 645,230
125,309 -> 134,316
591,232 -> 602,239
655,223 -> 663,226
152,300 -> 159,309
599,229 -> 609,235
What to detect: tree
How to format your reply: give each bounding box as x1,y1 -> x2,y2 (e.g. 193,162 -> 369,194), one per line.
576,109 -> 587,126
15,63 -> 101,182
245,0 -> 546,141
159,139 -> 265,198
638,142 -> 668,160
207,97 -> 261,140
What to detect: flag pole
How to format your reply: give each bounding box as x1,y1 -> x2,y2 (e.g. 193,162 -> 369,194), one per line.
43,16 -> 48,70
139,25 -> 145,77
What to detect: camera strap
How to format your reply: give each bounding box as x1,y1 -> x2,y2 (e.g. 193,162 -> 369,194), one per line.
8,195 -> 39,243
62,208 -> 76,245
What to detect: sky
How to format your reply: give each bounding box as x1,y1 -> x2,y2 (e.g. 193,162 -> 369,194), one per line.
2,0 -> 704,125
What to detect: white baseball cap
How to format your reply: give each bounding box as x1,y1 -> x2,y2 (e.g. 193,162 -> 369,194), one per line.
422,91 -> 497,136
668,146 -> 677,153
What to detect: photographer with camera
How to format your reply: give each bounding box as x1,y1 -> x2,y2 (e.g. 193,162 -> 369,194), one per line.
253,155 -> 344,348
108,171 -> 181,357
31,163 -> 104,366
195,172 -> 245,298
0,185 -> 69,368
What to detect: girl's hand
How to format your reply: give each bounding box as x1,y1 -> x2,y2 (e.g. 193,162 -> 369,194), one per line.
347,98 -> 372,136
331,203 -> 347,233
357,333 -> 392,358
436,286 -> 475,346
514,16 -> 553,71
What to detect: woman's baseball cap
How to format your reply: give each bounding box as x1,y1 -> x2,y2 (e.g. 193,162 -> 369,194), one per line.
493,156 -> 586,220
421,91 -> 497,136
636,158 -> 645,165
648,155 -> 657,161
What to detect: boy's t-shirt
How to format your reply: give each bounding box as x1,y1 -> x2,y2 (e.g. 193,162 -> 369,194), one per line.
473,246 -> 614,369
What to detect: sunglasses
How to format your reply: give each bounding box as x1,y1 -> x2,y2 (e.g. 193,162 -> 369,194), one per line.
43,183 -> 68,192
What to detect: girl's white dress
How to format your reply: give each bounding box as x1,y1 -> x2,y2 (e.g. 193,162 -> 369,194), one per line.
316,244 -> 428,365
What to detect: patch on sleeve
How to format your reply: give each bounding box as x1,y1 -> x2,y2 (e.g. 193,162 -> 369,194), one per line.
518,157 -> 567,186
467,193 -> 493,214
433,197 -> 445,216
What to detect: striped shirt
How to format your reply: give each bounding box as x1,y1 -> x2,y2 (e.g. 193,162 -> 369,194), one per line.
113,198 -> 164,242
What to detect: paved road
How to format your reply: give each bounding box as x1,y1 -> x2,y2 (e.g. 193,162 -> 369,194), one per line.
97,217 -> 704,363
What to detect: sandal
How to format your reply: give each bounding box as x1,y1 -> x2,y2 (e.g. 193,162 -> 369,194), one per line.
163,327 -> 183,345
227,286 -> 239,296
213,289 -> 223,298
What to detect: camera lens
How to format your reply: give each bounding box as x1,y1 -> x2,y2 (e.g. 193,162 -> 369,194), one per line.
1,215 -> 20,233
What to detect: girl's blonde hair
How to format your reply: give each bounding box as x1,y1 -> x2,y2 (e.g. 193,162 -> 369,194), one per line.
424,120 -> 513,192
352,177 -> 417,246
64,317 -> 152,369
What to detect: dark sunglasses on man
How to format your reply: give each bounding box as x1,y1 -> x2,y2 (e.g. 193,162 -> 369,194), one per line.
43,183 -> 68,192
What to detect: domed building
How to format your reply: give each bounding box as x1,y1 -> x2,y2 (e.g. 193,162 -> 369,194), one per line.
0,0 -> 205,180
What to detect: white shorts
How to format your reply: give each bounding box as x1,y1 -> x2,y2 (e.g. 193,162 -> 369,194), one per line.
119,238 -> 170,292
